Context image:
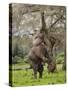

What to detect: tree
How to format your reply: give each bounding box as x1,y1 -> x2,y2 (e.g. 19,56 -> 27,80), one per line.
10,4 -> 66,69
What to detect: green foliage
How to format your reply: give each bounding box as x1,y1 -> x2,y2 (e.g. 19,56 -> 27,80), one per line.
23,57 -> 29,63
12,56 -> 22,64
56,52 -> 64,64
12,35 -> 32,64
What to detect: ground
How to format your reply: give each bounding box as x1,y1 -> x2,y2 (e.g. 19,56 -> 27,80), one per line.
9,63 -> 66,87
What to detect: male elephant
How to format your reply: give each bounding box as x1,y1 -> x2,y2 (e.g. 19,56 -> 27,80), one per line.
28,31 -> 56,79
28,42 -> 51,79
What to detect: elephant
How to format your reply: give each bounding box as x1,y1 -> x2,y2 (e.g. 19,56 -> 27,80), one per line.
28,31 -> 56,79
28,42 -> 52,79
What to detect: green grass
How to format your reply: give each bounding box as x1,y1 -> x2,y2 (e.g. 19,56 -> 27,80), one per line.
10,64 -> 66,87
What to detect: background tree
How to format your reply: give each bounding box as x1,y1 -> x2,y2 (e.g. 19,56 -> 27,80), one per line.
10,4 -> 66,69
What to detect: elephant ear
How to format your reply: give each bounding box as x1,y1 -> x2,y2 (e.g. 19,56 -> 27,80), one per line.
47,60 -> 56,73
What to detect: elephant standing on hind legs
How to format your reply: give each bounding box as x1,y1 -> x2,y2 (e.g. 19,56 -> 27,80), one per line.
28,11 -> 56,79
28,46 -> 46,79
28,31 -> 52,79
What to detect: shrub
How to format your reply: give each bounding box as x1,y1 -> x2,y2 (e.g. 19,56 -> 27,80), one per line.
56,52 -> 64,64
12,56 -> 23,64
23,57 -> 29,63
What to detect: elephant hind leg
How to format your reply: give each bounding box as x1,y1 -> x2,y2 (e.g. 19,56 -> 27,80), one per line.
38,64 -> 44,78
39,71 -> 43,78
33,64 -> 38,79
34,70 -> 37,79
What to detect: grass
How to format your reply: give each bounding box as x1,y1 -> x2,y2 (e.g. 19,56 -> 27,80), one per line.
9,63 -> 66,87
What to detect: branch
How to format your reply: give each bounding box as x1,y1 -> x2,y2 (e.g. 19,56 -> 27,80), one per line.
49,15 -> 63,30
22,9 -> 40,16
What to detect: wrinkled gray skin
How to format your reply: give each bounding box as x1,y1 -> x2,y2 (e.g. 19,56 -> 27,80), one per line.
28,32 -> 51,79
28,43 -> 51,79
47,60 -> 56,73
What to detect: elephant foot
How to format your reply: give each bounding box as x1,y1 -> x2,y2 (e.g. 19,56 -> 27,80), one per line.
39,75 -> 42,79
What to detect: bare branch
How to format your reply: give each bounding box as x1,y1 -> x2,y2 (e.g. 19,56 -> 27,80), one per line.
49,14 -> 64,30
